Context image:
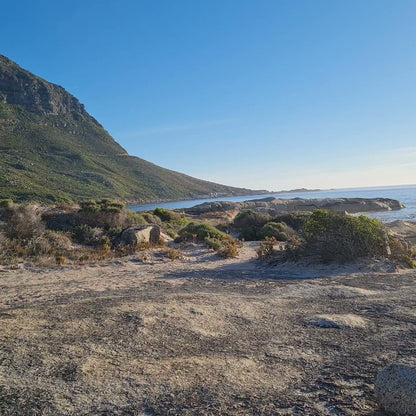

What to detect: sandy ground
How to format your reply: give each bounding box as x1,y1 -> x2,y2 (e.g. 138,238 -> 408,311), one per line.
1,242 -> 416,415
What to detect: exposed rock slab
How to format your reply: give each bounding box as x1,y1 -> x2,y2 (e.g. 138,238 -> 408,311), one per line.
386,221 -> 416,248
185,197 -> 404,216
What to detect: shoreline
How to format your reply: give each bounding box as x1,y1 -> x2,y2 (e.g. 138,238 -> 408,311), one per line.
125,189 -> 328,210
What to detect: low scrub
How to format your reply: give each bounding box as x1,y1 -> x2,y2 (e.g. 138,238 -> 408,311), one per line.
302,210 -> 387,262
204,237 -> 223,251
233,210 -> 270,228
141,213 -> 162,225
270,213 -> 310,231
217,239 -> 240,258
167,248 -> 181,261
0,201 -> 164,265
5,204 -> 44,241
178,222 -> 239,257
178,222 -> 229,241
79,198 -> 125,214
234,211 -> 307,241
153,207 -> 181,222
260,222 -> 294,241
256,237 -> 277,259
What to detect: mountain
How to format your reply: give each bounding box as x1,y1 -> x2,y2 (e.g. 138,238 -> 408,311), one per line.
0,55 -> 261,203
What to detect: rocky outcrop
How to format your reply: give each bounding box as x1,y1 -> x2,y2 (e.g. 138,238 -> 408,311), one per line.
375,364 -> 416,415
0,55 -> 94,118
185,197 -> 404,216
120,225 -> 160,246
386,221 -> 416,248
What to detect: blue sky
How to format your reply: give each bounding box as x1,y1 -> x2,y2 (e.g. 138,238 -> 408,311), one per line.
2,0 -> 415,190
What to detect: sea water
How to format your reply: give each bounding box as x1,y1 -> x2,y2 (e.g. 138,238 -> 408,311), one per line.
128,184 -> 416,223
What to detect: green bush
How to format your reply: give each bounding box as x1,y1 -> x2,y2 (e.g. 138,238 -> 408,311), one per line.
141,213 -> 162,225
302,210 -> 386,262
204,237 -> 223,251
153,207 -> 180,222
233,210 -> 270,229
217,240 -> 239,258
79,199 -> 125,214
98,236 -> 111,252
73,225 -> 101,245
179,222 -> 229,241
126,211 -> 147,226
178,221 -> 239,257
256,237 -> 277,258
260,222 -> 292,241
270,213 -> 310,231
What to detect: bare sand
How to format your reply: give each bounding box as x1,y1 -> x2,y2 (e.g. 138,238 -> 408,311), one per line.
1,242 -> 416,415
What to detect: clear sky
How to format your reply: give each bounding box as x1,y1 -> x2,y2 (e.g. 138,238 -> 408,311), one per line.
1,0 -> 415,191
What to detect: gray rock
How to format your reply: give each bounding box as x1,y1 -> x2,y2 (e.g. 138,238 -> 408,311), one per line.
185,197 -> 404,216
375,364 -> 416,415
120,225 -> 160,246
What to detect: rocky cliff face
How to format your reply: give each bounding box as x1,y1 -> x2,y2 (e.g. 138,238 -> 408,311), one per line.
0,55 -> 94,120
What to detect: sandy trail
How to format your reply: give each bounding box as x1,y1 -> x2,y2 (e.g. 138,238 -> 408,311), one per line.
1,242 -> 416,415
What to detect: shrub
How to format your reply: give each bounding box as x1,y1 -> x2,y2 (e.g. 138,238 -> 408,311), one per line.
154,207 -> 180,222
77,199 -> 131,230
233,210 -> 271,241
26,231 -> 72,256
73,225 -> 102,245
56,256 -> 66,266
167,248 -> 181,261
179,222 -> 229,241
217,240 -> 239,258
141,213 -> 162,225
79,199 -> 125,214
233,210 -> 270,228
204,237 -> 223,251
79,200 -> 100,213
5,204 -> 44,241
260,222 -> 292,241
126,211 -> 147,226
270,213 -> 310,231
98,236 -> 111,252
302,210 -> 387,262
166,229 -> 177,239
256,237 -> 277,258
178,221 -> 239,257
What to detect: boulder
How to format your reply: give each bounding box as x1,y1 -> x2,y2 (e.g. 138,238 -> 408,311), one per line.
121,225 -> 160,246
375,364 -> 416,415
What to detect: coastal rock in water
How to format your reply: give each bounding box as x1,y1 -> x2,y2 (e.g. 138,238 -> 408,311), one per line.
185,197 -> 405,216
121,225 -> 160,246
375,364 -> 416,415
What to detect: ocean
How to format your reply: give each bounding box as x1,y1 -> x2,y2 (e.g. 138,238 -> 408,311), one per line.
127,184 -> 416,223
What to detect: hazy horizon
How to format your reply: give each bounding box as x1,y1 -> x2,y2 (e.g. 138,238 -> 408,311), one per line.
2,0 -> 415,190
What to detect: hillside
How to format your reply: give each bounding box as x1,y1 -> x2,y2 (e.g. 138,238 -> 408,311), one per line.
0,55 -> 259,203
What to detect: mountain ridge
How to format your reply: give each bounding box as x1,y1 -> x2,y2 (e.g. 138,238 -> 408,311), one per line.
0,55 -> 262,203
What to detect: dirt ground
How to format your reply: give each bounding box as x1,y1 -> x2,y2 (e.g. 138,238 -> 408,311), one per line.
1,242 -> 416,415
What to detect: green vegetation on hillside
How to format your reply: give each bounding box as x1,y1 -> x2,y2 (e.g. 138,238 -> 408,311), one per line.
0,55 -> 258,203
